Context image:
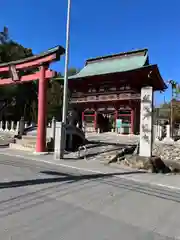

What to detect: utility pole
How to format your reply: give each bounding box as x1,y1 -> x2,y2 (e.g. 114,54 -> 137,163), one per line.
170,83 -> 173,138
60,0 -> 71,159
167,80 -> 176,138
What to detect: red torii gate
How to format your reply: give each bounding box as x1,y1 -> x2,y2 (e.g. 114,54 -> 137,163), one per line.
0,46 -> 65,152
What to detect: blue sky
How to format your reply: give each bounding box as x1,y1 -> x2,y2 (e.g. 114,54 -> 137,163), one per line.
0,0 -> 179,105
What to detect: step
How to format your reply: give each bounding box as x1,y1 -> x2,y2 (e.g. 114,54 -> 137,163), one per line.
9,143 -> 34,152
21,135 -> 51,142
12,137 -> 53,152
15,140 -> 36,148
16,139 -> 36,145
17,139 -> 50,146
21,135 -> 37,141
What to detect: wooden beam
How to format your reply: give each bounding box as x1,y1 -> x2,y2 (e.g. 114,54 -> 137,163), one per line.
0,70 -> 55,85
9,65 -> 19,81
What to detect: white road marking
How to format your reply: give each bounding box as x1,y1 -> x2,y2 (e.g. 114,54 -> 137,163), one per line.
0,150 -> 180,191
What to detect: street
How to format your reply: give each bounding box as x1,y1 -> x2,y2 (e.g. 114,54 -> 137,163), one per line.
0,155 -> 179,239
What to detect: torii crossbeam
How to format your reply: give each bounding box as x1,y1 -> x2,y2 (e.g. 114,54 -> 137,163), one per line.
0,46 -> 65,153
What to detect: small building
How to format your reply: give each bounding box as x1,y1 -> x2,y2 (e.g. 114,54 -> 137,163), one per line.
68,49 -> 167,134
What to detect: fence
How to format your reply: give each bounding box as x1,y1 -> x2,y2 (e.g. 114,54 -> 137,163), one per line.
0,121 -> 20,135
0,119 -> 176,142
0,121 -> 35,135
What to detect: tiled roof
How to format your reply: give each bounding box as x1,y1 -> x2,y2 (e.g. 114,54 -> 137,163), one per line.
69,49 -> 148,80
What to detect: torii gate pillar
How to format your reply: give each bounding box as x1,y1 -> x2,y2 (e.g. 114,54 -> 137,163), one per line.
36,65 -> 48,152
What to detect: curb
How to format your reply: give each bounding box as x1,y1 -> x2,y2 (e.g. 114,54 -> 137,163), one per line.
0,149 -> 180,191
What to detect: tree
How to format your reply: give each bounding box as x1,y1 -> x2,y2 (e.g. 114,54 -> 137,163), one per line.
46,68 -> 77,121
67,67 -> 79,77
47,73 -> 63,121
0,27 -> 8,44
155,100 -> 180,124
0,26 -> 79,122
0,26 -> 35,121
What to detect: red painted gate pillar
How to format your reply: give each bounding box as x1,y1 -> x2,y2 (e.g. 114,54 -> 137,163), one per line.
131,108 -> 134,135
36,65 -> 47,152
114,110 -> 118,128
82,111 -> 84,122
94,111 -> 97,131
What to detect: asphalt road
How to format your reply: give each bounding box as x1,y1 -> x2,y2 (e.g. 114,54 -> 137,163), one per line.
0,155 -> 179,240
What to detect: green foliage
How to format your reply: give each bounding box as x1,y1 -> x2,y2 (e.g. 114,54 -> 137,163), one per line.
67,67 -> 79,76
0,27 -> 9,44
0,26 -> 78,122
0,27 -> 36,120
47,79 -> 63,121
155,100 -> 180,123
0,41 -> 33,63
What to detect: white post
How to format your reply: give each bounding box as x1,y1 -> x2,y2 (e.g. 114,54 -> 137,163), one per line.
54,122 -> 65,159
163,124 -> 174,143
51,117 -> 56,140
154,125 -> 161,141
166,125 -> 170,138
5,121 -> 9,132
82,121 -> 86,135
156,125 -> 159,139
0,121 -> 3,131
139,86 -> 153,157
25,123 -> 28,129
10,121 -> 15,132
158,125 -> 162,139
154,125 -> 159,141
15,121 -> 20,134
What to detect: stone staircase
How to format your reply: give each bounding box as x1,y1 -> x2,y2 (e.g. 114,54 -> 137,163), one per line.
9,123 -> 86,153
9,135 -> 51,152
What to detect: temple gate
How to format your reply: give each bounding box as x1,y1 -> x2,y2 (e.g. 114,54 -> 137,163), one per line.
66,49 -> 166,135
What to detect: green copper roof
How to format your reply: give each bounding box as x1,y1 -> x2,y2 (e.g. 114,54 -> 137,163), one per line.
69,49 -> 148,80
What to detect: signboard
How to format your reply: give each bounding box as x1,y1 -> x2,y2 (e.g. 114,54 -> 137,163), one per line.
139,86 -> 153,157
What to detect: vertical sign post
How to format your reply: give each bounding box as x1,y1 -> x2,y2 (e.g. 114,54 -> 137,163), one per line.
139,86 -> 153,157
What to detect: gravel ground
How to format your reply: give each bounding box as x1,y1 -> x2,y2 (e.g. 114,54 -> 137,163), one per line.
153,142 -> 180,162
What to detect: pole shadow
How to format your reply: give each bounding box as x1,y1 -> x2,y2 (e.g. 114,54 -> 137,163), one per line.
0,170 -> 146,189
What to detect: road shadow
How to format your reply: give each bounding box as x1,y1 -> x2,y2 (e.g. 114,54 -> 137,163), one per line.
0,170 -> 146,189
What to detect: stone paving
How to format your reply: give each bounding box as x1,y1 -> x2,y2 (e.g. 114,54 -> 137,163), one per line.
66,133 -> 138,160
86,132 -> 139,144
0,134 -> 14,146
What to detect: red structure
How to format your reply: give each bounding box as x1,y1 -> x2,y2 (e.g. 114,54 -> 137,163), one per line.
68,49 -> 166,134
0,46 -> 65,152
